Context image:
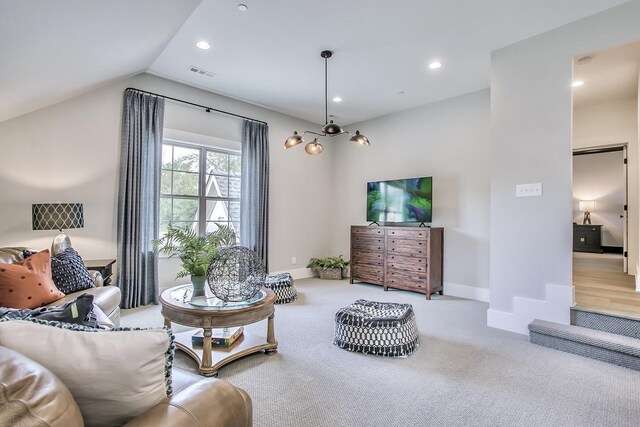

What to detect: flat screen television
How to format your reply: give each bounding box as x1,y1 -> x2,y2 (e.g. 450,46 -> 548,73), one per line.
366,176 -> 432,224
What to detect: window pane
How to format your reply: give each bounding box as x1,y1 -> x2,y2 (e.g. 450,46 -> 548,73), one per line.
173,146 -> 200,172
159,221 -> 170,237
229,201 -> 240,223
205,200 -> 229,222
160,197 -> 172,222
206,175 -> 228,197
162,145 -> 173,170
171,221 -> 198,233
172,198 -> 199,222
206,221 -> 224,233
229,177 -> 241,198
229,155 -> 241,176
172,171 -> 199,196
207,151 -> 228,174
161,170 -> 172,194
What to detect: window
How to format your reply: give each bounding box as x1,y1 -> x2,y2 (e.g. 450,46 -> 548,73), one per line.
160,141 -> 241,238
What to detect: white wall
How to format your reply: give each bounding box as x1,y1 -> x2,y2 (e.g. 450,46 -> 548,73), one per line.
489,1 -> 640,334
0,73 -> 333,290
330,90 -> 491,301
573,97 -> 638,258
573,151 -> 625,247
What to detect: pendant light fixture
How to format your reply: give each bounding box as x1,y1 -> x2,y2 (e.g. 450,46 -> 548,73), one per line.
284,50 -> 370,156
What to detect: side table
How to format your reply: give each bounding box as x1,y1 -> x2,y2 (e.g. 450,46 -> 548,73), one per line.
84,259 -> 116,285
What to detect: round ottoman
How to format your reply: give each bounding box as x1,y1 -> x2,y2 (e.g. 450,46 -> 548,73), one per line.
334,299 -> 419,358
264,273 -> 297,304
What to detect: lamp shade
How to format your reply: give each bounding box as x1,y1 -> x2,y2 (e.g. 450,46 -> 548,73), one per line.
579,201 -> 595,212
32,203 -> 84,231
321,120 -> 344,135
349,130 -> 370,146
284,131 -> 303,149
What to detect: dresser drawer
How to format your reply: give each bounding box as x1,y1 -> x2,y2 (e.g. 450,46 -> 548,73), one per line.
386,267 -> 428,283
351,250 -> 385,264
386,228 -> 428,239
351,266 -> 384,285
387,258 -> 427,273
387,242 -> 428,257
351,237 -> 385,252
351,226 -> 385,237
386,276 -> 425,291
387,237 -> 427,248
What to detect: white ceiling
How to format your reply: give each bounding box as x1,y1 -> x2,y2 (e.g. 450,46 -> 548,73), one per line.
573,41 -> 640,107
0,0 -> 631,125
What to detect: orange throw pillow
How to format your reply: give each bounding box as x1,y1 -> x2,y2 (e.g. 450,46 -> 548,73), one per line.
0,250 -> 64,309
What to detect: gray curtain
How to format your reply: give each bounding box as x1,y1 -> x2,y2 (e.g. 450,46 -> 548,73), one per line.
240,120 -> 269,270
117,89 -> 164,308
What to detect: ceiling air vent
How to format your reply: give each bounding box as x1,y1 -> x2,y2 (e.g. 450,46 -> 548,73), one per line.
187,66 -> 216,78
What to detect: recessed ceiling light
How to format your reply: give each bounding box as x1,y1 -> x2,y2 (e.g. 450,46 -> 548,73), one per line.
572,80 -> 585,87
196,41 -> 211,50
238,4 -> 248,11
428,61 -> 442,70
332,97 -> 343,102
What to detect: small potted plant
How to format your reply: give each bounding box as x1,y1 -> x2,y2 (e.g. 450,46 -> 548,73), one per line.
153,224 -> 236,292
307,255 -> 350,280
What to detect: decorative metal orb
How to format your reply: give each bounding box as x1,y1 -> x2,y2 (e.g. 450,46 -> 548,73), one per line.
207,246 -> 266,302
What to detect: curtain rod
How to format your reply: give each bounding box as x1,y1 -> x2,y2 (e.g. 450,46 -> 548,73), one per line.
125,87 -> 268,126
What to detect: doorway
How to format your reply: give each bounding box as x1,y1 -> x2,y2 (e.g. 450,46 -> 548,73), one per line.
573,146 -> 627,273
571,40 -> 640,317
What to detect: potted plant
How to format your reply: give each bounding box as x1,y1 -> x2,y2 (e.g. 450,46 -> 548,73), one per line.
307,255 -> 350,280
153,224 -> 236,292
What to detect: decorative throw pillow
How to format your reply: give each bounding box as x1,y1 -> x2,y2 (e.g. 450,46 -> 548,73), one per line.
0,319 -> 174,427
0,250 -> 65,309
0,293 -> 97,327
0,346 -> 84,427
50,247 -> 95,294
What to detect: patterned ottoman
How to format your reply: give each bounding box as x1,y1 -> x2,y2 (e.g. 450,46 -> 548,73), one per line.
334,300 -> 419,358
264,273 -> 297,304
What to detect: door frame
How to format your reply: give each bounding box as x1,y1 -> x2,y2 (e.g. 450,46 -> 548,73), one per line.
573,143 -> 629,273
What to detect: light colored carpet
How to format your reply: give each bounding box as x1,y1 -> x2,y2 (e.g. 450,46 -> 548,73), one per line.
122,279 -> 640,427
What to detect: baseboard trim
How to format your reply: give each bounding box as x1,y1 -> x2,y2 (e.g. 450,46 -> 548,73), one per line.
487,283 -> 572,335
444,282 -> 490,302
269,268 -> 315,280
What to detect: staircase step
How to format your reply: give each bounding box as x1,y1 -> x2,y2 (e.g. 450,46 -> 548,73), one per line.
571,306 -> 640,339
528,319 -> 640,371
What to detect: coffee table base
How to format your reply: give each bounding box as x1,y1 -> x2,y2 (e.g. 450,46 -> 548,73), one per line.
174,330 -> 278,377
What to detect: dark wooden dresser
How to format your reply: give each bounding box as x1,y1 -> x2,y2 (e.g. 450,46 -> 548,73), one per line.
573,224 -> 603,253
350,225 -> 444,300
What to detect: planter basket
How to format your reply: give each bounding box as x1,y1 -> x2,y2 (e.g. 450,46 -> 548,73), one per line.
319,268 -> 342,280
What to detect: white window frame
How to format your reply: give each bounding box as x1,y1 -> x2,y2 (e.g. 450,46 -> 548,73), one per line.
161,137 -> 241,237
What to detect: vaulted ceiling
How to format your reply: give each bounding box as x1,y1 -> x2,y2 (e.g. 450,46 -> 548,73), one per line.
0,0 -> 631,124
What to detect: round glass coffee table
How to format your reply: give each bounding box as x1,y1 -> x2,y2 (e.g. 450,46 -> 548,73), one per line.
160,284 -> 277,377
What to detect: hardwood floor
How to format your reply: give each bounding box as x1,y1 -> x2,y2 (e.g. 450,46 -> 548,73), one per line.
573,253 -> 640,318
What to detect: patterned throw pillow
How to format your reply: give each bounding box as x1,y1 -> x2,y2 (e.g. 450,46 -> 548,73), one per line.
0,293 -> 97,327
51,248 -> 95,294
0,250 -> 65,309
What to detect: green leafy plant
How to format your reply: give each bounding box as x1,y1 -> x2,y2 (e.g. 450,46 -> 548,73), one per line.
307,255 -> 350,271
153,224 -> 237,279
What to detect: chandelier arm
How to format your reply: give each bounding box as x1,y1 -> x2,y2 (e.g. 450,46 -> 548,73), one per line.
302,130 -> 324,137
327,130 -> 350,137
325,55 -> 328,125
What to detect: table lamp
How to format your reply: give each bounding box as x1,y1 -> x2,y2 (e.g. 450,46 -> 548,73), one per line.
579,200 -> 595,225
32,203 -> 84,253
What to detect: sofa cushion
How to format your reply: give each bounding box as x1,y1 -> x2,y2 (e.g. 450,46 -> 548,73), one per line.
50,248 -> 95,294
0,293 -> 97,327
0,250 -> 65,309
0,345 -> 84,427
0,319 -> 174,427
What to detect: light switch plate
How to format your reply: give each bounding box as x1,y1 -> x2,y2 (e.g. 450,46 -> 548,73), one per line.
516,183 -> 542,197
